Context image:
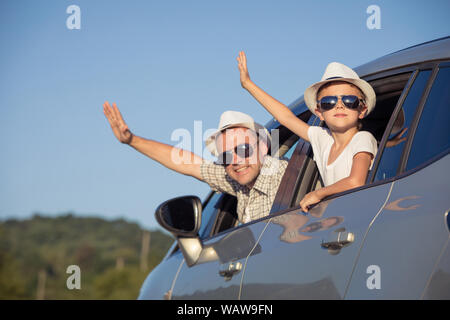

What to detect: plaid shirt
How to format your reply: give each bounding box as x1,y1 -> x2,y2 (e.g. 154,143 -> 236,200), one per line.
200,155 -> 288,223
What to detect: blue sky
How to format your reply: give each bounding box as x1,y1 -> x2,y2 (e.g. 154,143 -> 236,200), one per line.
1,0 -> 449,230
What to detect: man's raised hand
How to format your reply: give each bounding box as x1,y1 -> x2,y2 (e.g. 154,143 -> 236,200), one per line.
103,101 -> 133,144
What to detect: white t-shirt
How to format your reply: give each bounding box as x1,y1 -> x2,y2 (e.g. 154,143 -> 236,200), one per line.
307,126 -> 378,186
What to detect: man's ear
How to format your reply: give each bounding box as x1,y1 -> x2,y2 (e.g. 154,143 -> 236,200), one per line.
215,132 -> 225,154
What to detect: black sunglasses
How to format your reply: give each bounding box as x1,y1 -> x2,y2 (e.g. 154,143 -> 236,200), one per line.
317,95 -> 364,111
216,143 -> 255,166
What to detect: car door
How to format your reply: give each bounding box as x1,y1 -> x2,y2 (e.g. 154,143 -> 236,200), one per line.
168,218 -> 268,299
345,63 -> 450,299
239,183 -> 394,299
167,122 -> 310,300
138,191 -> 225,299
239,71 -> 419,299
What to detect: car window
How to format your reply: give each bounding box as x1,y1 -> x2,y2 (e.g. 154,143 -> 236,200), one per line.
283,113 -> 317,160
199,128 -> 304,235
406,66 -> 450,171
271,112 -> 319,209
283,140 -> 299,159
361,72 -> 412,142
374,70 -> 432,181
198,192 -> 223,239
200,111 -> 315,234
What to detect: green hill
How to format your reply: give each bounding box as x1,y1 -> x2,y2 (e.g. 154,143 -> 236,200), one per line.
0,214 -> 174,299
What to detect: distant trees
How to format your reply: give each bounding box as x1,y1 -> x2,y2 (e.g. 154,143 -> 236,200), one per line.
0,214 -> 173,299
0,251 -> 27,299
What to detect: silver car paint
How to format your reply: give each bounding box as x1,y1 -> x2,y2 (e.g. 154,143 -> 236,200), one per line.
239,182 -> 394,299
168,219 -> 270,299
138,242 -> 184,300
345,154 -> 450,299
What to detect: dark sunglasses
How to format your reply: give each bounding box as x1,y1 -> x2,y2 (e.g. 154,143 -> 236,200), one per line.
216,143 -> 255,166
317,95 -> 364,111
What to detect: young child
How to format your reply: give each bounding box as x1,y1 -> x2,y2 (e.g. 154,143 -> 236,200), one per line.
237,51 -> 378,212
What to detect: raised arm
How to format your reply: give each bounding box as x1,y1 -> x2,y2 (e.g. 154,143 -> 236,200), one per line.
102,101 -> 203,180
237,51 -> 310,142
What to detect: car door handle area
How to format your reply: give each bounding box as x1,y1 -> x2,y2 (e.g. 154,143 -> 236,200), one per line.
219,261 -> 242,281
321,228 -> 355,255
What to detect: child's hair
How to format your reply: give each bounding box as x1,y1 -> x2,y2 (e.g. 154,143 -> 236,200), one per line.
316,81 -> 366,130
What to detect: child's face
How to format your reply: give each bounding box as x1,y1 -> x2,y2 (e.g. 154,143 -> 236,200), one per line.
315,82 -> 367,132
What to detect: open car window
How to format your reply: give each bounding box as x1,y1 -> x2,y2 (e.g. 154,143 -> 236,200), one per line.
200,109 -> 314,238
360,72 -> 412,142
373,70 -> 432,182
199,129 -> 305,239
198,191 -> 225,239
289,70 -> 417,206
271,108 -> 318,212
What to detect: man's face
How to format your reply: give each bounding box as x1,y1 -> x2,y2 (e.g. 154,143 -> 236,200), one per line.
216,127 -> 266,188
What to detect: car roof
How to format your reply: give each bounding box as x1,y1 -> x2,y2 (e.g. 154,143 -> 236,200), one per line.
355,36 -> 450,78
265,36 -> 450,130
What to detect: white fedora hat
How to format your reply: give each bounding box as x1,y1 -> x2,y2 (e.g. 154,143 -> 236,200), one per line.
205,110 -> 271,156
304,62 -> 376,117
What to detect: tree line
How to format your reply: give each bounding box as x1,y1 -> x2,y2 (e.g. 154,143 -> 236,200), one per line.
0,214 -> 173,299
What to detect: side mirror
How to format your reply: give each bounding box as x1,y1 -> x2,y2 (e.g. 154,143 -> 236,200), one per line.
155,195 -> 202,238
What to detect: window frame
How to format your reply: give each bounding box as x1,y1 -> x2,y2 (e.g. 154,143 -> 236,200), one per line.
197,191 -> 231,239
270,110 -> 318,213
400,62 -> 450,173
367,69 -> 422,183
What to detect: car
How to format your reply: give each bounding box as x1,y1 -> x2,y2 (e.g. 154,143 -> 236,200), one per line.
138,36 -> 450,300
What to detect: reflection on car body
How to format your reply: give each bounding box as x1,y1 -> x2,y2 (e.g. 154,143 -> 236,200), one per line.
139,37 -> 450,300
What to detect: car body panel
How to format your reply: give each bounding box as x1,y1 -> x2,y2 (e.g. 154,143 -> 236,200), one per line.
240,182 -> 393,299
138,243 -> 183,300
421,236 -> 450,299
345,154 -> 450,299
169,220 -> 269,299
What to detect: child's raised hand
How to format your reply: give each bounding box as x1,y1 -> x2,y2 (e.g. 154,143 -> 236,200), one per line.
237,51 -> 251,88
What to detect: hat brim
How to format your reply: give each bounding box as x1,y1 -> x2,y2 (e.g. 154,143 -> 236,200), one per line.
304,78 -> 376,117
205,122 -> 271,157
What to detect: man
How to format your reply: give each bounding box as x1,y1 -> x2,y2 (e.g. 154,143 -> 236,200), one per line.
102,102 -> 288,223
